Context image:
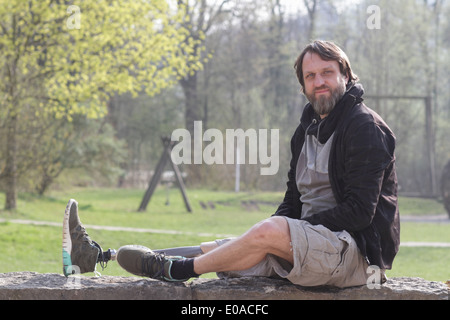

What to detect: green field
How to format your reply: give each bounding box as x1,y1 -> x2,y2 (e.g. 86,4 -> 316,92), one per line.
0,187 -> 448,283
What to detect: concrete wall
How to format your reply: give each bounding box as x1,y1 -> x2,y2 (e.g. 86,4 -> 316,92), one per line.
0,272 -> 447,300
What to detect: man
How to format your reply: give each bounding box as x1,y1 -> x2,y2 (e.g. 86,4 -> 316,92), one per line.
63,40 -> 400,288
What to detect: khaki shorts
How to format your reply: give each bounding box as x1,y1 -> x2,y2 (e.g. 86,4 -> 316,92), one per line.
217,217 -> 369,288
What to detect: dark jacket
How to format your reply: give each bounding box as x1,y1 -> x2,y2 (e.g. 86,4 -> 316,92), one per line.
273,83 -> 400,269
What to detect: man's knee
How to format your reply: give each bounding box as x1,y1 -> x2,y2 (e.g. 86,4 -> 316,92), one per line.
249,217 -> 289,246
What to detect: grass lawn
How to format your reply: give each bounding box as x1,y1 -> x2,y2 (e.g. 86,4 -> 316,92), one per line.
0,187 -> 448,283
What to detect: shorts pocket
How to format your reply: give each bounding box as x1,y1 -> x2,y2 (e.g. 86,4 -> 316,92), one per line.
330,232 -> 351,278
295,224 -> 345,286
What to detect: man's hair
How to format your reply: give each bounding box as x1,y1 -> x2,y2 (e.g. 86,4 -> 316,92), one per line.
294,40 -> 359,92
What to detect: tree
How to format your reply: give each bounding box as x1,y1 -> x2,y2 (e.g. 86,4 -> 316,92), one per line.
176,0 -> 230,134
32,116 -> 127,195
0,0 -> 205,209
304,0 -> 319,40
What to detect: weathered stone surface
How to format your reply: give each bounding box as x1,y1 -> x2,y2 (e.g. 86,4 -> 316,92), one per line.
190,276 -> 449,300
0,272 -> 447,300
0,272 -> 191,300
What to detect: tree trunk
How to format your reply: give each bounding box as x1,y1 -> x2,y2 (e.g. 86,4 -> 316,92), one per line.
5,114 -> 18,210
441,160 -> 450,218
36,171 -> 54,196
304,0 -> 318,40
180,73 -> 204,184
180,73 -> 200,135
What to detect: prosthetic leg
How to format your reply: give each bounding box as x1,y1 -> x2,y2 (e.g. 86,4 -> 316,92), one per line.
63,198 -> 231,276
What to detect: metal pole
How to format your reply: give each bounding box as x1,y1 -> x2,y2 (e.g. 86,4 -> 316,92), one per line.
235,146 -> 240,193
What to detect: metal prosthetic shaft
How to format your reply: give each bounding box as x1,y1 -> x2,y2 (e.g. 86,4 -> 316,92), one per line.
154,246 -> 204,258
154,238 -> 233,258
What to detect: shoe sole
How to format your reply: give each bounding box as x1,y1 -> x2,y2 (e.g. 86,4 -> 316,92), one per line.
62,199 -> 76,277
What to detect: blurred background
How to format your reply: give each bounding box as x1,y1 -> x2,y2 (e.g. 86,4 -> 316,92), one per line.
1,0 -> 449,207
0,0 -> 449,204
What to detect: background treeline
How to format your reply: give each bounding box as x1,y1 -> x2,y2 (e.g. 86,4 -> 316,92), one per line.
1,0 -> 449,208
109,0 -> 450,195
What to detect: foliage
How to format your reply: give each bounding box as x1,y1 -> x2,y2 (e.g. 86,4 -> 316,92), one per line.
0,0 -> 204,118
0,0 -> 206,208
1,0 -> 449,203
111,0 -> 450,193
32,116 -> 127,195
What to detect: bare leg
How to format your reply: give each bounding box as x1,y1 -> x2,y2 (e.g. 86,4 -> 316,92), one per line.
193,216 -> 292,275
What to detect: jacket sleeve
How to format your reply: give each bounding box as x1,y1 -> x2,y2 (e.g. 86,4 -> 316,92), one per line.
303,119 -> 396,232
272,125 -> 303,219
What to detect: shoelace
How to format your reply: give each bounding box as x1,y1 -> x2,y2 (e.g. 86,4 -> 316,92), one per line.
142,251 -> 166,279
92,240 -> 108,271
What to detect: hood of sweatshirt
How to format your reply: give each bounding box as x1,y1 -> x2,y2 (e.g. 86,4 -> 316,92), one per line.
300,82 -> 365,144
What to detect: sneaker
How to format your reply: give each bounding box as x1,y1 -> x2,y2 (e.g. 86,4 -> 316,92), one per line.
116,245 -> 188,281
62,199 -> 103,277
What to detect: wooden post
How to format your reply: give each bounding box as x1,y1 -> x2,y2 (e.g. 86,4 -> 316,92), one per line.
165,144 -> 192,213
138,137 -> 192,212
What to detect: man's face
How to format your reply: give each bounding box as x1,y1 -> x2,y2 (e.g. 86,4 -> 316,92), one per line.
302,52 -> 348,118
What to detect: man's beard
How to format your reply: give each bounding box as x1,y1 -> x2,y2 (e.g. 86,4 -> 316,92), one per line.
306,80 -> 346,116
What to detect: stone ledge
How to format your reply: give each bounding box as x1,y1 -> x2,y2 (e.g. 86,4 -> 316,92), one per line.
0,272 -> 447,300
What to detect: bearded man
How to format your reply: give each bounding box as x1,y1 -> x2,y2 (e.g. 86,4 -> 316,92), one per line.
63,40 -> 400,288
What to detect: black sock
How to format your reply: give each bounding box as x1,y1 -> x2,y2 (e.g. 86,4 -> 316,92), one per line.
169,258 -> 200,280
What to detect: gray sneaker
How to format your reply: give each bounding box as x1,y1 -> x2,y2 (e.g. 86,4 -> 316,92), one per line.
116,245 -> 188,281
62,199 -> 103,277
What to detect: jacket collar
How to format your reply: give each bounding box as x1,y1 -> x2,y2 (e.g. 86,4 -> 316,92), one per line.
300,83 -> 365,144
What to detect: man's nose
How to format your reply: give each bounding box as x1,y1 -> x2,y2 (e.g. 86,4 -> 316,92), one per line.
314,74 -> 325,87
